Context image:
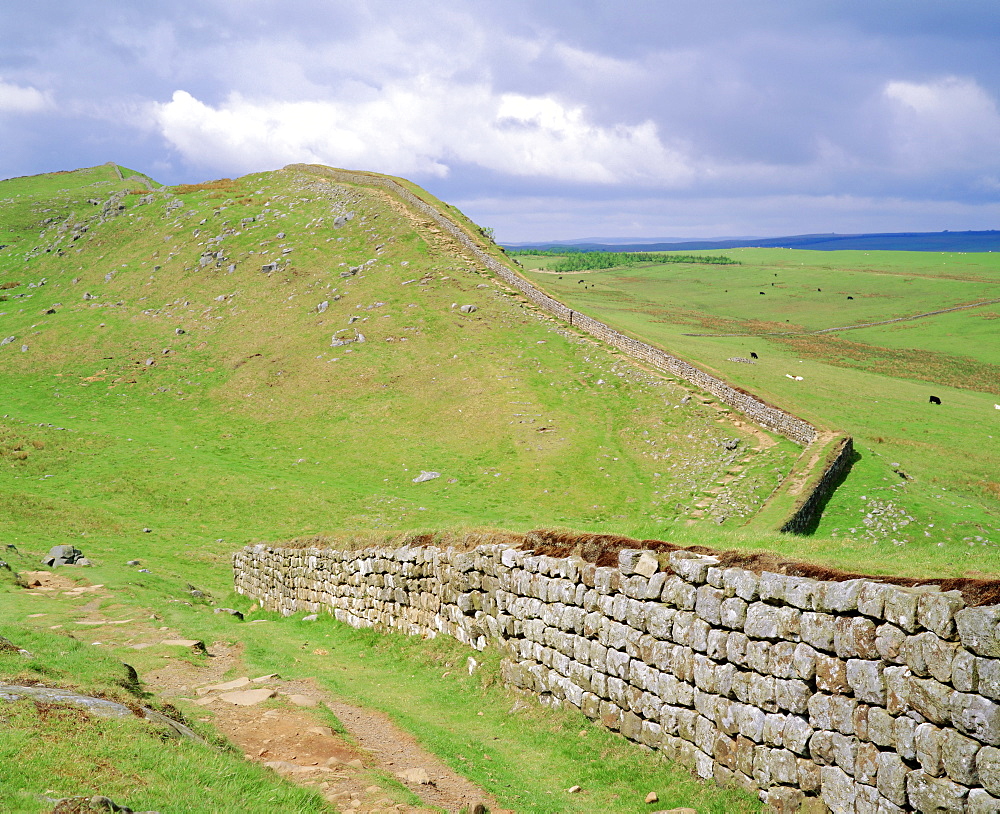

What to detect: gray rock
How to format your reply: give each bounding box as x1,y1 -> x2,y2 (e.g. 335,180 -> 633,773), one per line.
958,605 -> 1000,658
968,788 -> 1000,814
42,544 -> 84,567
953,692 -> 1000,745
905,769 -> 968,813
459,304 -> 478,314
412,471 -> 440,483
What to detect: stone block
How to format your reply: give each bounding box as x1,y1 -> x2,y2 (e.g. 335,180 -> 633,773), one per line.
784,714 -> 813,756
669,551 -> 718,584
980,658 -> 1000,702
952,649 -> 979,694
917,590 -> 965,640
921,633 -> 958,685
885,666 -> 913,716
759,571 -> 787,602
820,765 -> 856,813
720,596 -> 748,629
894,715 -> 916,762
958,605 -> 1000,658
855,741 -> 880,785
942,728 -> 981,786
739,704 -> 767,742
763,712 -> 786,747
802,611 -> 837,652
834,616 -> 879,660
689,618 -> 710,653
847,659 -> 886,705
776,678 -> 811,715
876,750 -> 908,807
978,746 -> 1000,796
771,640 -> 796,679
747,638 -> 771,674
620,710 -> 643,741
914,722 -> 944,776
722,567 -> 759,601
822,579 -> 865,613
953,692 -> 1000,745
831,732 -> 859,775
662,575 -> 697,610
745,603 -> 800,641
798,757 -> 823,792
968,788 -> 1000,814
726,631 -> 749,667
695,584 -> 723,625
905,770 -> 968,814
857,581 -> 890,619
765,785 -> 805,814
619,549 -> 659,577
748,673 -> 777,713
786,576 -> 821,611
647,604 -> 676,640
706,627 -> 728,660
875,623 -> 907,663
816,653 -> 850,694
867,707 -> 895,748
794,642 -> 819,680
883,586 -> 921,633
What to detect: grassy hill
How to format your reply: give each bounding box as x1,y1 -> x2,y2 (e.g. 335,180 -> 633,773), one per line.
518,248 -> 1000,577
0,163 -> 789,811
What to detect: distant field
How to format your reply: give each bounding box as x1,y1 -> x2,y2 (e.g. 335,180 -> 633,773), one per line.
521,247 -> 1000,577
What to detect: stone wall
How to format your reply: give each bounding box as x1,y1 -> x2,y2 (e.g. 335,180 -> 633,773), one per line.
235,540 -> 1000,813
780,438 -> 857,535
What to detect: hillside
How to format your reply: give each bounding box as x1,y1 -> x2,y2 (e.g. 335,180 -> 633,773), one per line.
0,162 -> 785,812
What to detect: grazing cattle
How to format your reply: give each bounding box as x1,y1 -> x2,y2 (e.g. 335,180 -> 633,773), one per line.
817,288 -> 822,292
760,291 -> 766,295
847,296 -> 854,300
929,396 -> 941,405
750,352 -> 758,359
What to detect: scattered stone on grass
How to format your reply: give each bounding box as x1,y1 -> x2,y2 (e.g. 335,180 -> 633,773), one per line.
412,471 -> 440,483
218,688 -> 276,706
42,545 -> 85,567
396,767 -> 431,784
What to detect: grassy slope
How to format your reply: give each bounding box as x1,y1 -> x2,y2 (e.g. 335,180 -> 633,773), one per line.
0,165 -> 773,812
519,248 -> 1000,577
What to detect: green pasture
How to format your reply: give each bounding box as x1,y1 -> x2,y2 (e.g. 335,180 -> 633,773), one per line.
521,247 -> 1000,576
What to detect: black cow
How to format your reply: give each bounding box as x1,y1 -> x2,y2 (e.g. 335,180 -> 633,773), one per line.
750,352 -> 758,359
760,291 -> 766,295
847,296 -> 854,300
929,396 -> 941,405
817,288 -> 822,292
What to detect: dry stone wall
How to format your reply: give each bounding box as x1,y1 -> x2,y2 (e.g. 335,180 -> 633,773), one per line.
235,541 -> 1000,813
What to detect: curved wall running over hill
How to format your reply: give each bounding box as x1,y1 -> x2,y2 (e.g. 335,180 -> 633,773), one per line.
236,540 -> 1000,813
290,165 -> 852,531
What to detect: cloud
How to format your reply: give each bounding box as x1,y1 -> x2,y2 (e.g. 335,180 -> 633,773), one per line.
884,76 -> 1000,170
152,80 -> 696,185
0,80 -> 50,113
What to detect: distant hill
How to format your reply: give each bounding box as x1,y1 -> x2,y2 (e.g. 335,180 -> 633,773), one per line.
506,230 -> 1000,253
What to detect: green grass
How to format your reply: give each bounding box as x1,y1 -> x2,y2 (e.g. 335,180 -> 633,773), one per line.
519,248 -> 1000,576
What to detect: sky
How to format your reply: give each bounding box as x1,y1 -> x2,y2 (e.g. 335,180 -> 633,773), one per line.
2,1 -> 1000,242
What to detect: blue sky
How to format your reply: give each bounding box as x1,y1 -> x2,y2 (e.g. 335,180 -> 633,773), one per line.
2,1 -> 999,241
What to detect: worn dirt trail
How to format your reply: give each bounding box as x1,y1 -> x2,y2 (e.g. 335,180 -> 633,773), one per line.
22,575 -> 506,814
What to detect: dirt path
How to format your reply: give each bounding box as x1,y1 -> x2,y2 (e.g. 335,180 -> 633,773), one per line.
25,572 -> 506,814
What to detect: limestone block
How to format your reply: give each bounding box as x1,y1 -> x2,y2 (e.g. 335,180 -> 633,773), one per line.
624,599 -> 648,631
958,605 -> 1000,658
776,679 -> 811,715
942,728 -> 981,786
885,666 -> 913,716
820,765 -> 856,814
914,722 -> 944,776
689,618 -> 710,653
968,788 -> 1000,814
809,693 -> 835,731
793,642 -> 819,680
694,688 -> 717,721
747,638 -> 772,675
662,575 -> 697,610
677,707 -> 698,742
977,746 -> 1000,796
739,704 -> 767,742
720,596 -> 748,630
647,604 -> 676,639
606,648 -> 630,680
953,692 -> 1000,746
715,662 -> 737,699
620,710 -> 643,741
693,654 -> 717,694
771,640 -> 797,679
920,633 -> 958,685
822,579 -> 865,613
875,751 -> 909,807
719,699 -> 741,736
619,549 -> 656,577
834,616 -> 879,660
694,713 -> 715,754
671,612 -> 693,647
801,612 -> 838,652
856,581 -> 891,620
759,571 -> 788,603
695,584 -> 724,625
726,631 -> 749,667
917,590 -> 964,640
830,732 -> 859,775
980,658 -> 1000,702
640,718 -> 663,748
786,576 -> 821,611
895,716 -> 917,762
855,741 -> 879,785
748,672 -> 778,714
882,587 -> 923,633
816,653 -> 850,694
669,551 -> 718,584
867,707 -> 895,748
763,712 -> 786,747
623,575 -> 651,600
782,714 -> 812,756
853,704 -> 871,743
798,757 -> 823,792
830,695 -> 859,735
746,602 -> 801,641
875,623 -> 907,663
905,770 -> 968,813
706,628 -> 728,660
953,649 -> 980,694
847,659 -> 887,705
723,567 -> 759,601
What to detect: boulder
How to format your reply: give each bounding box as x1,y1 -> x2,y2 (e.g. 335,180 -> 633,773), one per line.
42,544 -> 84,567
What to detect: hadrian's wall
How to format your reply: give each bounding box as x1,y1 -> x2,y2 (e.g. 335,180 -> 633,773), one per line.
235,541 -> 1000,814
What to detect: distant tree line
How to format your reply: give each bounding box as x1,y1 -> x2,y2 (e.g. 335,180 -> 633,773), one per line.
508,248 -> 739,271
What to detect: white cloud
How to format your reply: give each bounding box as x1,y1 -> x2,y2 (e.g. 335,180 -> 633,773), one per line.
153,79 -> 696,185
0,80 -> 50,113
884,76 -> 1000,170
